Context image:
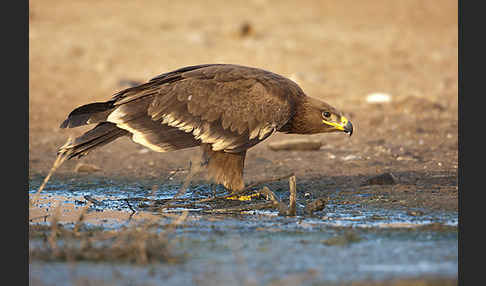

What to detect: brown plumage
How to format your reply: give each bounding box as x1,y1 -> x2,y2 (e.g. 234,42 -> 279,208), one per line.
59,64 -> 353,192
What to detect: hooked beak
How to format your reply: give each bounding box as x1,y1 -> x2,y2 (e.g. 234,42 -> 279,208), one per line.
343,120 -> 353,136
322,116 -> 353,136
339,116 -> 353,136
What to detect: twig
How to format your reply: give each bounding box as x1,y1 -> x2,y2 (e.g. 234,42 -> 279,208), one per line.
203,201 -> 274,214
73,202 -> 92,234
124,198 -> 137,214
157,172 -> 295,210
259,187 -> 288,214
158,157 -> 206,209
165,210 -> 189,232
242,172 -> 295,194
304,197 -> 328,215
36,154 -> 67,195
29,215 -> 50,222
124,198 -> 137,222
30,149 -> 69,207
287,176 -> 297,216
258,176 -> 297,216
47,201 -> 62,257
83,195 -> 102,206
165,168 -> 187,181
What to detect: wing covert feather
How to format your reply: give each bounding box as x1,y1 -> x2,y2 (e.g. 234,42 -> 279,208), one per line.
113,64 -> 303,152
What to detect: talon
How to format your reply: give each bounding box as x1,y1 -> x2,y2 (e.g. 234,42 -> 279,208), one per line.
226,192 -> 264,201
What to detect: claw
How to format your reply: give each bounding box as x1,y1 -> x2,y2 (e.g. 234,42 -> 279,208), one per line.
226,192 -> 264,201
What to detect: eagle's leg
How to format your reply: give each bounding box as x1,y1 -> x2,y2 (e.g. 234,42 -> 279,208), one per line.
200,144 -> 249,198
200,144 -> 266,201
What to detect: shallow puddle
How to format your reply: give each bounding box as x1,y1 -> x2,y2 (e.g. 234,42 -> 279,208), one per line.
29,178 -> 458,285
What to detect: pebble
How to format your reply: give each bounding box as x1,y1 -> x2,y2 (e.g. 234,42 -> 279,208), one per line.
361,172 -> 397,186
366,92 -> 391,104
304,197 -> 328,215
396,156 -> 415,161
268,139 -> 322,151
239,21 -> 253,37
341,154 -> 359,161
74,163 -> 101,173
407,210 -> 425,216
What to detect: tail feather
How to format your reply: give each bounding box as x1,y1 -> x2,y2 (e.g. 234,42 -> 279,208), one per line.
58,122 -> 128,159
60,101 -> 115,128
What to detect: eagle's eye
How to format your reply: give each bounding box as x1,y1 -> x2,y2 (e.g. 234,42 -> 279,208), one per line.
322,111 -> 331,119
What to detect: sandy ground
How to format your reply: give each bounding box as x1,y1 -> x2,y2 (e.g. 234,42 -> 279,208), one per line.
29,0 -> 458,212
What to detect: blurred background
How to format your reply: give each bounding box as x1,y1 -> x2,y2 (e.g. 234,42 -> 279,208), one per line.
29,2 -> 458,284
29,0 -> 458,181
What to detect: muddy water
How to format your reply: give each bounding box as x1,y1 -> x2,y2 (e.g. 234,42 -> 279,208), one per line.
29,178 -> 458,286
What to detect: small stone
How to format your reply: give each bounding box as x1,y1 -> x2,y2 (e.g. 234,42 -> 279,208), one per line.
239,21 -> 253,37
321,231 -> 362,246
396,156 -> 415,161
407,210 -> 425,217
341,154 -> 359,161
74,163 -> 101,173
366,92 -> 391,104
362,172 -> 397,186
327,153 -> 336,159
268,139 -> 322,151
304,197 -> 328,215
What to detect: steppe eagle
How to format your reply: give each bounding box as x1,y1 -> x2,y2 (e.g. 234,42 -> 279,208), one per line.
59,64 -> 353,191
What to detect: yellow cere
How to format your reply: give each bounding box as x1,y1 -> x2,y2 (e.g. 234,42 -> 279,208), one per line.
323,116 -> 349,131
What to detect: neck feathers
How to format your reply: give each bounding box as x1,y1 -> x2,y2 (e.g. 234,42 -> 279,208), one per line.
279,97 -> 322,134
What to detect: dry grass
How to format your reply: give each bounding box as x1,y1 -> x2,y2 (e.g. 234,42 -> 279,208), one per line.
29,142 -> 70,207
29,154 -> 308,265
140,174 -> 330,217
29,204 -> 188,264
29,144 -> 328,265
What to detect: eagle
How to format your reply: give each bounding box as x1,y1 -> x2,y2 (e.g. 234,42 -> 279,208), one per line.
59,64 -> 353,192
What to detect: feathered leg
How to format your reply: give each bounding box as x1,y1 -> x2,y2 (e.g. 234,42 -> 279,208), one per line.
200,144 -> 246,192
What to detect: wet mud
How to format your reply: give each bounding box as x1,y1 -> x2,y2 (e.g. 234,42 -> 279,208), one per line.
29,177 -> 457,286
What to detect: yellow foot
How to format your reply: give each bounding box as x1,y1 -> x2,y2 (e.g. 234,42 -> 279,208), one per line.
226,192 -> 265,201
